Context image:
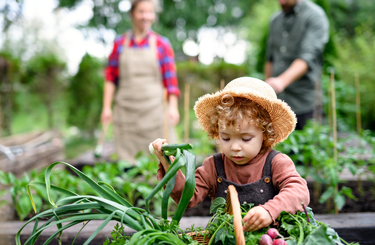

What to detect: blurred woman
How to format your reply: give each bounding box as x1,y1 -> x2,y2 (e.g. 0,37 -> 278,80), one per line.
101,0 -> 180,164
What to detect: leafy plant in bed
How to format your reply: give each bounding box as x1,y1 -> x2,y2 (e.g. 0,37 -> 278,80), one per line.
17,144 -> 358,245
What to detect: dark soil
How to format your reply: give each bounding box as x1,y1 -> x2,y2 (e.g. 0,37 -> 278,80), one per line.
308,180 -> 375,214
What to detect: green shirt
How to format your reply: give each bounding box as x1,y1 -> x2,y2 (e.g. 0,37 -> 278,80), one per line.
266,0 -> 329,114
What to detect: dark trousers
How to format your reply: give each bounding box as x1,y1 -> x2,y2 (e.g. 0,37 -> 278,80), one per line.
295,110 -> 314,130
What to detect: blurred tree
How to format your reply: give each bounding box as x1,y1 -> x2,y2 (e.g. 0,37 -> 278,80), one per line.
0,0 -> 25,33
0,52 -> 21,136
22,52 -> 66,129
329,0 -> 375,37
55,0 -> 258,54
66,53 -> 104,138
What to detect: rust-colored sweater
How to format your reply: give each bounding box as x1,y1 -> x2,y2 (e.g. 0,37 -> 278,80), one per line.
157,148 -> 310,222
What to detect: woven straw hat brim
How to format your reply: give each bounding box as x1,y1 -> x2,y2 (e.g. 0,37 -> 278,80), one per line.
194,77 -> 297,145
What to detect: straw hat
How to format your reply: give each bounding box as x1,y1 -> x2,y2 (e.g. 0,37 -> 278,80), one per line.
194,77 -> 297,144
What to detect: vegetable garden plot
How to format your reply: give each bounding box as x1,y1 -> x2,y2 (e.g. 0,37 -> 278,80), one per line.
18,144 -> 359,245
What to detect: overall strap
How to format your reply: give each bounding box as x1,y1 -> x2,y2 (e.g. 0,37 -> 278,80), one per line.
262,150 -> 280,177
213,153 -> 226,179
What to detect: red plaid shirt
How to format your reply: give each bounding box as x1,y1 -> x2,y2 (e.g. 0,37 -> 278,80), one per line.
105,30 -> 180,97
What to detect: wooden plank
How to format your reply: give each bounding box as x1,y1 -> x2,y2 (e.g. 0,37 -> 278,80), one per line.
0,131 -> 42,146
0,144 -> 64,173
1,214 -> 375,245
0,130 -> 65,177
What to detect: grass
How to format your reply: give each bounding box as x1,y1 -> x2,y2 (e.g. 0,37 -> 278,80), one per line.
8,91 -> 99,160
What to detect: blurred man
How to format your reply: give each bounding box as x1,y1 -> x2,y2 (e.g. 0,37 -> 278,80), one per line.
264,0 -> 329,130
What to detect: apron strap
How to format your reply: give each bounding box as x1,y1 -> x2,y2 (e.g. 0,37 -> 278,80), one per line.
148,33 -> 156,50
213,153 -> 226,179
262,150 -> 280,177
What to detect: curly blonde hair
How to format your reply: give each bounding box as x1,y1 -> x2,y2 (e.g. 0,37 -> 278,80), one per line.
207,95 -> 276,151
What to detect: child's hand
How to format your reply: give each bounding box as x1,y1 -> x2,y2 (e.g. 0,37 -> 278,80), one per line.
151,138 -> 174,172
151,138 -> 167,160
242,206 -> 272,232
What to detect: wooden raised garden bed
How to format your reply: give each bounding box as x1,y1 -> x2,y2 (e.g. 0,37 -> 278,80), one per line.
0,130 -> 65,177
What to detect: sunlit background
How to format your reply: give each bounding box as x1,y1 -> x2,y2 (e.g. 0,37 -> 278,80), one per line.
1,0 -> 375,148
0,0 -> 251,75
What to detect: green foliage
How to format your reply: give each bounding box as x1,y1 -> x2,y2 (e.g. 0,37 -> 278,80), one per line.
84,154 -> 166,214
238,0 -> 278,74
321,74 -> 358,132
64,135 -> 96,160
22,51 -> 66,129
16,144 -> 199,245
104,223 -> 128,245
313,0 -> 338,69
0,51 -> 22,136
66,53 -> 104,137
0,0 -> 25,33
274,121 -> 375,212
0,153 -> 169,221
332,27 -> 375,130
328,0 -> 375,37
204,199 -> 356,245
55,0 -> 258,53
177,61 -> 248,96
0,171 -> 41,221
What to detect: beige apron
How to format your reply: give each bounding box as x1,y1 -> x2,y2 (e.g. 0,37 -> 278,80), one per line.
113,32 -> 176,164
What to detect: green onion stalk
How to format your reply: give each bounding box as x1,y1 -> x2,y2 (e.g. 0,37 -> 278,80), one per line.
17,143 -> 196,245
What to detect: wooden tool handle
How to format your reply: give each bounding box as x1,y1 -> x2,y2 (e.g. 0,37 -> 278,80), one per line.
226,185 -> 245,245
97,123 -> 109,146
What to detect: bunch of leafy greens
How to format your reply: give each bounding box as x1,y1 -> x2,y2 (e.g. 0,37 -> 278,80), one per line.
205,197 -> 269,245
277,207 -> 358,245
205,197 -> 359,245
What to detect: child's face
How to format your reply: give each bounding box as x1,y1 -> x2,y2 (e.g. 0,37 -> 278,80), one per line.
218,119 -> 263,165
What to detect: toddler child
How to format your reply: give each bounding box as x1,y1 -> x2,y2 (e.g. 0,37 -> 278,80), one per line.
151,77 -> 309,231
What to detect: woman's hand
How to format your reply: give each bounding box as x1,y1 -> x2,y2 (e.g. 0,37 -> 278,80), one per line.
242,206 -> 272,232
168,106 -> 180,126
101,107 -> 113,124
168,94 -> 179,126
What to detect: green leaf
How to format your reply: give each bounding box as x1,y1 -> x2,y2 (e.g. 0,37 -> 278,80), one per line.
0,170 -> 9,185
210,197 -> 226,214
340,186 -> 357,200
0,189 -> 7,198
45,161 -> 133,208
145,148 -> 184,214
287,240 -> 298,245
344,162 -> 357,175
16,194 -> 33,221
8,172 -> 16,185
0,200 -> 8,208
302,225 -> 335,245
328,167 -> 339,186
333,194 -> 346,211
216,228 -> 226,244
172,149 -> 196,223
319,187 -> 334,204
162,174 -> 176,219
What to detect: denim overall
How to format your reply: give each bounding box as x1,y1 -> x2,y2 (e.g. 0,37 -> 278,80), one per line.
214,150 -> 280,205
